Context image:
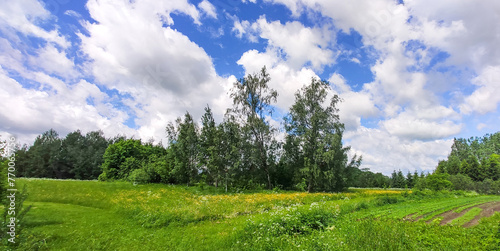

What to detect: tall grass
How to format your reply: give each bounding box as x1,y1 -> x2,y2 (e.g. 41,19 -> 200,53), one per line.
14,178 -> 500,250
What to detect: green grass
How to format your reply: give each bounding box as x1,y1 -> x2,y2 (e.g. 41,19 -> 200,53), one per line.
9,179 -> 500,250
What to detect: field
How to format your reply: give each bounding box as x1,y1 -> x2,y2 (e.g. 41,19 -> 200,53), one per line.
9,178 -> 500,250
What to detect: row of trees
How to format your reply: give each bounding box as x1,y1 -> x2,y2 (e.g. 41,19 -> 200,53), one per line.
413,132 -> 500,194
14,130 -> 111,180
435,133 -> 500,181
97,67 -> 362,192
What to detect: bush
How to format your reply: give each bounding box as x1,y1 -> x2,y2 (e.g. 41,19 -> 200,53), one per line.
376,196 -> 400,206
448,174 -> 474,191
243,202 -> 340,238
475,179 -> 495,194
128,169 -> 150,184
427,173 -> 452,191
98,172 -> 108,181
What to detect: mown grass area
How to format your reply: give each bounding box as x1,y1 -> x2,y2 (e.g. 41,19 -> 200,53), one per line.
9,179 -> 500,250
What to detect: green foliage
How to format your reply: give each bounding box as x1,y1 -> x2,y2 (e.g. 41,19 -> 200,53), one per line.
426,173 -> 452,191
448,173 -> 474,191
100,139 -> 144,180
391,170 -> 407,188
283,78 -> 360,192
243,202 -> 340,239
450,207 -> 482,226
127,168 -> 150,184
229,66 -> 278,190
438,132 -> 500,183
199,105 -> 224,187
15,129 -> 109,180
167,112 -> 200,185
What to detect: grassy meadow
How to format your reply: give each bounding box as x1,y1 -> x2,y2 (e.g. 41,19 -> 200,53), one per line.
9,178 -> 500,250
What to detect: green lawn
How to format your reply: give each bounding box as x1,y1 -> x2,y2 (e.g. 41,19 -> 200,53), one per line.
8,179 -> 500,250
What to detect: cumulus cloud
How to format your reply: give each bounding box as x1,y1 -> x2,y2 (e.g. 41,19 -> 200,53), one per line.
28,44 -> 79,79
345,127 -> 453,174
460,65 -> 500,114
237,49 -> 318,111
234,16 -> 336,70
0,0 -> 69,48
2,0 -> 498,175
0,67 -> 133,142
198,0 -> 217,19
79,0 -> 236,141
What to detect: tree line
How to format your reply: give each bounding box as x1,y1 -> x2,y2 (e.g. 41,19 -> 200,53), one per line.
17,67 -> 497,193
99,67 -> 362,192
414,132 -> 500,194
12,67 -> 380,192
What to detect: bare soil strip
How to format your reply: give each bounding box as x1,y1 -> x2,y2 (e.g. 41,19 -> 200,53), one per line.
462,201 -> 500,227
414,201 -> 500,227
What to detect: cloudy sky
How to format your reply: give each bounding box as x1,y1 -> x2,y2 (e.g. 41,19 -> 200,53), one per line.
1,0 -> 499,175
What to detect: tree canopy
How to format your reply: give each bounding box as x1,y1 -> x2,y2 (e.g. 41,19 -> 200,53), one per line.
14,66 -> 367,192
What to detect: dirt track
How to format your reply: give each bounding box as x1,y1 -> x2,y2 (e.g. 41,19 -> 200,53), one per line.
425,201 -> 500,227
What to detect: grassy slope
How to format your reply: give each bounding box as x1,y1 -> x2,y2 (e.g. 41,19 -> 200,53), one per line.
13,179 -> 500,250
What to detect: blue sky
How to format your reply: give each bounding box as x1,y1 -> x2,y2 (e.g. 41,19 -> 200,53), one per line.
1,0 -> 499,175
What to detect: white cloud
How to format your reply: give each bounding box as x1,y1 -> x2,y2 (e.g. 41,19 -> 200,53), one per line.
0,67 -> 134,142
79,0 -> 235,142
477,123 -> 487,131
345,127 -> 453,174
0,0 -> 69,48
328,73 -> 379,130
198,0 -> 217,19
406,0 -> 500,70
460,65 -> 500,114
28,44 -> 79,79
235,16 -> 335,70
237,49 -> 318,111
0,38 -> 25,74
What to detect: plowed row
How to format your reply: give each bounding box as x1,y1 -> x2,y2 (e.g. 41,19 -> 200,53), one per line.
420,201 -> 500,227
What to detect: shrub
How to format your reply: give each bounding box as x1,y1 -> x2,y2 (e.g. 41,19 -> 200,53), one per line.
376,196 -> 400,206
426,173 -> 452,191
475,179 -> 494,194
448,174 -> 474,191
243,202 -> 340,238
128,169 -> 150,184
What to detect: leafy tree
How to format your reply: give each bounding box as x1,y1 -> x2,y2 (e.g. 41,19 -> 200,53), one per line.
435,160 -> 448,174
283,78 -> 360,192
448,174 -> 474,191
412,170 -> 420,187
27,129 -> 62,178
446,155 -> 461,175
59,130 -> 109,179
481,154 -> 500,181
229,66 -> 278,189
199,105 -> 223,187
167,112 -> 199,185
464,155 -> 481,181
426,173 -> 452,191
99,139 -> 145,180
219,117 -> 244,192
